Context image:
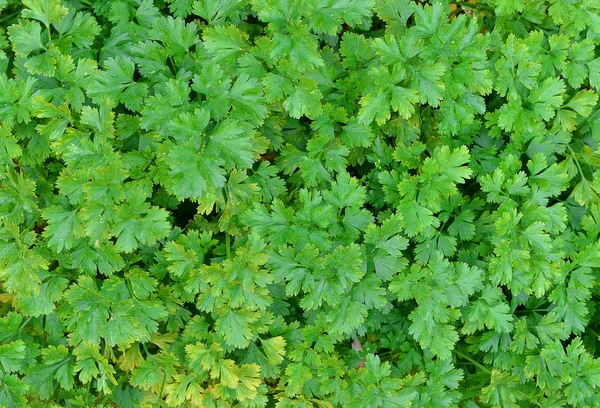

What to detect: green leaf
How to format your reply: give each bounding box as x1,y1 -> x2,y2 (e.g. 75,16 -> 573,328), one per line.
73,345 -> 117,394
412,62 -> 445,107
192,0 -> 247,25
0,313 -> 23,343
409,301 -> 459,360
7,21 -> 45,56
0,125 -> 22,164
358,91 -> 391,126
283,77 -> 323,119
203,24 -> 249,66
0,341 -> 26,373
57,10 -> 101,48
23,44 -> 61,77
125,268 -> 157,300
398,200 -> 439,237
22,0 -> 68,27
0,241 -> 47,297
422,145 -> 472,186
462,287 -> 514,334
0,373 -> 29,408
305,0 -> 374,34
216,309 -> 258,349
70,242 -> 125,276
87,56 -> 148,111
17,273 -> 68,316
374,0 -> 414,26
528,77 -> 565,121
44,205 -> 84,253
62,276 -> 111,345
565,90 -> 598,117
414,2 -> 445,37
167,143 -> 226,200
227,74 -> 268,126
364,214 -> 408,280
260,336 -> 286,366
340,32 -> 374,69
390,85 -> 420,119
149,16 -> 198,57
589,58 -> 600,90
271,25 -> 324,70
24,344 -> 74,398
491,0 -> 525,16
207,119 -> 256,169
481,370 -> 524,407
111,196 -> 171,253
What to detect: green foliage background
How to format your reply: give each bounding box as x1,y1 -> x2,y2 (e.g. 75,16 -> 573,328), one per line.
1,0 -> 600,406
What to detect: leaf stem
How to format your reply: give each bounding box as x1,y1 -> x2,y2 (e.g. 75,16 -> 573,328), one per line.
452,1 -> 494,11
46,23 -> 52,42
567,145 -> 586,180
453,349 -> 492,374
158,370 -> 167,404
576,107 -> 599,130
226,233 -> 231,259
19,316 -> 32,331
4,316 -> 32,342
588,327 -> 600,339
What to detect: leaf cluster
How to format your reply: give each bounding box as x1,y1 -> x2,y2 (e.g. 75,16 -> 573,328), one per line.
1,0 -> 600,407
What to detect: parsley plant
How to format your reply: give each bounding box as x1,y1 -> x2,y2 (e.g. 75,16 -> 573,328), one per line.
1,0 -> 600,406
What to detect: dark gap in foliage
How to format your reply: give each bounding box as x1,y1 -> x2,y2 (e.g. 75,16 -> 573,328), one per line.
132,67 -> 142,82
171,199 -> 199,229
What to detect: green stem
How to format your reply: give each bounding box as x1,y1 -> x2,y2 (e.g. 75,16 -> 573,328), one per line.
452,1 -> 494,11
588,327 -> 600,339
567,145 -> 587,180
46,23 -> 52,42
576,108 -> 599,130
158,370 -> 167,404
226,233 -> 231,259
0,10 -> 21,24
19,316 -> 32,331
167,56 -> 178,77
454,349 -> 492,375
515,307 -> 552,315
4,316 -> 32,342
437,217 -> 450,235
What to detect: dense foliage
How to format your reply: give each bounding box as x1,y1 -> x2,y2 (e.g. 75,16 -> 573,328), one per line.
1,0 -> 600,406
